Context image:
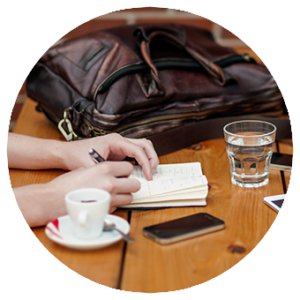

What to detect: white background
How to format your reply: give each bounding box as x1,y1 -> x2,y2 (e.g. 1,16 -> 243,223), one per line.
1,1 -> 299,299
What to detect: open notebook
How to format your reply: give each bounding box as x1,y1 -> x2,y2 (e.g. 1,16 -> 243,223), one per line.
121,162 -> 208,208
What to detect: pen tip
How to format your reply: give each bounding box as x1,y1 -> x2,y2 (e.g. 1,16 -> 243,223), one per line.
89,148 -> 94,154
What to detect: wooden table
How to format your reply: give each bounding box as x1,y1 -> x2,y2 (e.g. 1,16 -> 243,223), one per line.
9,98 -> 292,293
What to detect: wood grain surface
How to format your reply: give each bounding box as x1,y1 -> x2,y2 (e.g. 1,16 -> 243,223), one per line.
9,98 -> 291,292
121,140 -> 285,292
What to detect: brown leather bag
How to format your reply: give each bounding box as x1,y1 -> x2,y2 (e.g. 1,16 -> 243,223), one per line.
26,23 -> 287,154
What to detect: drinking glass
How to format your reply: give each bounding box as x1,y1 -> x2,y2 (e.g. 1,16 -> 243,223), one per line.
223,120 -> 276,188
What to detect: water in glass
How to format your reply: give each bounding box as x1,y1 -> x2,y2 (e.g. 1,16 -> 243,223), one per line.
226,133 -> 274,187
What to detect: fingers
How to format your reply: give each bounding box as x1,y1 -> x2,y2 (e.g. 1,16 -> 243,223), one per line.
127,138 -> 159,173
99,175 -> 139,213
126,145 -> 153,180
104,177 -> 141,195
109,194 -> 134,213
93,161 -> 140,194
95,161 -> 134,178
107,134 -> 159,180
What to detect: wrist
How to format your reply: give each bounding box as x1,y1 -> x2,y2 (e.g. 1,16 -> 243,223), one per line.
34,181 -> 68,225
14,182 -> 67,227
51,140 -> 72,170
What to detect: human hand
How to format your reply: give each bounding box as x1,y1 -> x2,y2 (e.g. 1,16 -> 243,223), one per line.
47,161 -> 140,213
61,133 -> 159,180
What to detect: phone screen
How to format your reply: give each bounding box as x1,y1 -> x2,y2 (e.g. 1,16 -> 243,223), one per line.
271,153 -> 293,171
272,199 -> 284,208
143,212 -> 225,241
264,194 -> 285,212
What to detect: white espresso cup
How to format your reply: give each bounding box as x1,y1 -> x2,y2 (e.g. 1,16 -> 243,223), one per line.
65,188 -> 111,239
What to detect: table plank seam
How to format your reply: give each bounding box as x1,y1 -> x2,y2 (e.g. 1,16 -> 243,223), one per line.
275,141 -> 288,194
116,211 -> 132,289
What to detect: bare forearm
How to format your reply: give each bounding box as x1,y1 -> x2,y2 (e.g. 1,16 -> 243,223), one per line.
7,133 -> 67,170
7,133 -> 159,178
13,183 -> 67,227
13,161 -> 140,227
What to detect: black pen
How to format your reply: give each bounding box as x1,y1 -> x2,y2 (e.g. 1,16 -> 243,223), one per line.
89,148 -> 105,164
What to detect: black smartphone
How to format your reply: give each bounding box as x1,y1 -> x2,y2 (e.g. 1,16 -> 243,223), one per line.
143,212 -> 225,245
270,152 -> 292,172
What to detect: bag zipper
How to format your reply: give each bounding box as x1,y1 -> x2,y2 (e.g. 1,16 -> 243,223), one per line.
83,111 -> 211,136
93,53 -> 255,100
85,92 -> 282,136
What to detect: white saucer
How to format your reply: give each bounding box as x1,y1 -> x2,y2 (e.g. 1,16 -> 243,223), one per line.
45,214 -> 130,250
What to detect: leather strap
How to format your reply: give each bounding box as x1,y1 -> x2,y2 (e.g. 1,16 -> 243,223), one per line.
136,26 -> 230,98
148,116 -> 292,156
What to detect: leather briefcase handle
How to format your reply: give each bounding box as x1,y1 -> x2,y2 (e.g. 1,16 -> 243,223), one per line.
134,25 -> 230,98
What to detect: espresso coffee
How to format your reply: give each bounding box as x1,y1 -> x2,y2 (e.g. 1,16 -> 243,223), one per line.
81,200 -> 97,203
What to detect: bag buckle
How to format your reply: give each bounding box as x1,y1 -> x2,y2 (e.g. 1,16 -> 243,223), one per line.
58,109 -> 78,142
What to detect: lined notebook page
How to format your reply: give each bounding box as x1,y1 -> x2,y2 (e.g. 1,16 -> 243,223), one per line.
130,163 -> 207,200
131,162 -> 203,181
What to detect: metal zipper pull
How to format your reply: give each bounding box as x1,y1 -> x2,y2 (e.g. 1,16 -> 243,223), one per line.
241,53 -> 252,62
58,109 -> 78,141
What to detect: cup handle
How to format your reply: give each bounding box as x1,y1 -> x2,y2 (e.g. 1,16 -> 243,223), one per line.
78,211 -> 88,227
